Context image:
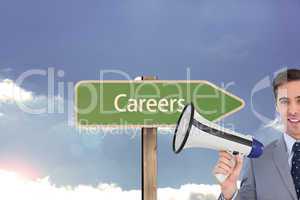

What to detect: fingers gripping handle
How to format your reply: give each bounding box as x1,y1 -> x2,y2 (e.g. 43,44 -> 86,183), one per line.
215,151 -> 239,183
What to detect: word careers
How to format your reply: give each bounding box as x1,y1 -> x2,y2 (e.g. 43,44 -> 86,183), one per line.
114,94 -> 185,113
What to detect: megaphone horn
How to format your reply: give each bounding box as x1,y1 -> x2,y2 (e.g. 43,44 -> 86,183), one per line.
173,103 -> 264,182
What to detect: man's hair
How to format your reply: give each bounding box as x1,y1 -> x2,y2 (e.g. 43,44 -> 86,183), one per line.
272,68 -> 300,100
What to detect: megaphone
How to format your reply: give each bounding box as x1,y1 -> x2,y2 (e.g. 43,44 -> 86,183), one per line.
173,103 -> 264,183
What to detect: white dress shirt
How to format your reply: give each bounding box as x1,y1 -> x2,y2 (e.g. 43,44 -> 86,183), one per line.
283,133 -> 299,168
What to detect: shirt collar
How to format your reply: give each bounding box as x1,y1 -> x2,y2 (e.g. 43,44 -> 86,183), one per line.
284,133 -> 296,156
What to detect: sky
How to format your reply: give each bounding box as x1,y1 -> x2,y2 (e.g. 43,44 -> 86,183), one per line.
0,0 -> 300,199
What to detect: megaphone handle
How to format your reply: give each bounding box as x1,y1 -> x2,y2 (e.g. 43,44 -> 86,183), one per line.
215,151 -> 237,183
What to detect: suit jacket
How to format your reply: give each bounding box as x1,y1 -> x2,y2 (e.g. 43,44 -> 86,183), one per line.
219,135 -> 298,200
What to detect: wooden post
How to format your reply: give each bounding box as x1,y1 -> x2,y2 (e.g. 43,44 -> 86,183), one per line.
141,76 -> 157,200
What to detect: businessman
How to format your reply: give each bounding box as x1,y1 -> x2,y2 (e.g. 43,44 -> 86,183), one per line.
213,68 -> 300,200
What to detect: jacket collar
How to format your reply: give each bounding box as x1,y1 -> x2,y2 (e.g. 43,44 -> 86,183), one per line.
272,134 -> 298,200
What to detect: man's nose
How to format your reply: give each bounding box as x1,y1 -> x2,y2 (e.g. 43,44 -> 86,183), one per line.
288,102 -> 300,115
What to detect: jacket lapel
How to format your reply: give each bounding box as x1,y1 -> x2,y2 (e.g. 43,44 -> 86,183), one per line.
272,135 -> 298,200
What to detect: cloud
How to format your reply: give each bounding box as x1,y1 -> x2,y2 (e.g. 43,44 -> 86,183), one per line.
0,169 -> 220,200
0,78 -> 66,116
158,184 -> 220,200
0,79 -> 33,103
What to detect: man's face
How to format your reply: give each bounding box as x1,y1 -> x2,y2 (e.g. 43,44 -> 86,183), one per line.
276,80 -> 300,138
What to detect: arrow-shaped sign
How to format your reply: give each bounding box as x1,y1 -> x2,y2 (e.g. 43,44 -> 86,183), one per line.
75,80 -> 244,127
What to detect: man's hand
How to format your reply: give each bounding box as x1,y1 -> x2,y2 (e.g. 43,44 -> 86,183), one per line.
213,151 -> 244,200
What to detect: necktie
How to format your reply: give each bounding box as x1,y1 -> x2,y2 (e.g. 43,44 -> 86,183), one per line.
291,142 -> 300,199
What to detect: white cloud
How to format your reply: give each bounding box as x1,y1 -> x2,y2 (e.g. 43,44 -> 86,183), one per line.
0,79 -> 33,102
0,169 -> 221,200
0,78 -> 67,116
158,184 -> 220,200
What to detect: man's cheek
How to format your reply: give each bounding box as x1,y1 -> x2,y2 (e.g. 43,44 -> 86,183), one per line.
281,116 -> 287,123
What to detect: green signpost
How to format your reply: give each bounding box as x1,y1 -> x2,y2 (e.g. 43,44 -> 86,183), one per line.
75,80 -> 244,127
74,78 -> 244,200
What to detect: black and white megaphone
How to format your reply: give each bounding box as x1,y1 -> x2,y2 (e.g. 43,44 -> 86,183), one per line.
173,103 -> 264,183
